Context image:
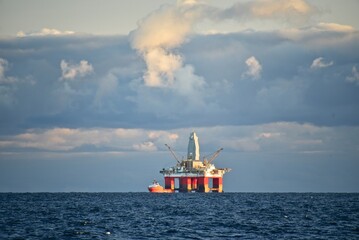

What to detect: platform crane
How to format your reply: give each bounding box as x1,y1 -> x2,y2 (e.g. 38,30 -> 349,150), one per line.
203,148 -> 223,166
164,144 -> 181,166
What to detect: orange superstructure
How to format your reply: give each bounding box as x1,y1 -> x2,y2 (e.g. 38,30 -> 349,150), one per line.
148,132 -> 231,193
148,180 -> 174,193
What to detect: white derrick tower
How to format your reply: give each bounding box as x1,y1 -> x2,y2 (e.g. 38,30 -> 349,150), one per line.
187,131 -> 200,160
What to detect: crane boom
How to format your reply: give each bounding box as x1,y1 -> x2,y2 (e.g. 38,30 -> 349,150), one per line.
165,144 -> 181,164
207,148 -> 223,164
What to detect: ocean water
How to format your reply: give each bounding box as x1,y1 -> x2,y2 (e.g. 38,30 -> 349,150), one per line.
0,193 -> 358,239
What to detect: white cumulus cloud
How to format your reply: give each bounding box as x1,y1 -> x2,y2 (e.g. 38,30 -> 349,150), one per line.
60,60 -> 94,80
242,56 -> 262,80
130,0 -> 315,88
310,57 -> 334,69
130,1 -> 202,88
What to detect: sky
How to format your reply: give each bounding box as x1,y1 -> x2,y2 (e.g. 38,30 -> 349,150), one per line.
0,0 -> 358,192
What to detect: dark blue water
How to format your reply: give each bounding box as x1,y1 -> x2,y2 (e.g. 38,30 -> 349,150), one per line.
0,193 -> 358,239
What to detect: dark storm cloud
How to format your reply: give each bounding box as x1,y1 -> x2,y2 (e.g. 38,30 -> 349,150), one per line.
0,35 -> 143,134
181,29 -> 359,126
0,28 -> 358,136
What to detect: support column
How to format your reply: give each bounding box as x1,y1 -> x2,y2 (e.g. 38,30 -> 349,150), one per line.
165,177 -> 174,190
191,178 -> 198,191
198,177 -> 209,192
180,177 -> 191,192
219,177 -> 223,192
212,177 -> 223,192
186,177 -> 192,192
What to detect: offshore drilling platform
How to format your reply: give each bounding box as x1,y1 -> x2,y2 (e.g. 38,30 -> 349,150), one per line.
148,132 -> 231,193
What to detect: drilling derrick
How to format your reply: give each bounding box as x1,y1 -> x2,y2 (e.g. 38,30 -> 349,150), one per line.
153,131 -> 231,193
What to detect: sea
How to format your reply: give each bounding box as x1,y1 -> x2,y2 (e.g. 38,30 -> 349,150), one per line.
0,193 -> 358,239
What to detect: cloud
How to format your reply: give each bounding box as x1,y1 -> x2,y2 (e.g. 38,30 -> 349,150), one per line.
60,60 -> 94,80
127,0 -> 320,122
133,141 -> 157,152
310,57 -> 334,69
141,48 -> 182,87
129,1 -> 210,114
256,132 -> 281,139
220,0 -> 316,23
214,122 -> 336,153
252,0 -> 312,16
0,58 -> 18,106
17,28 -> 75,37
347,66 -> 359,85
242,56 -> 262,80
94,71 -> 119,106
0,25 -> 358,132
0,58 -> 7,82
129,1 -> 205,89
130,0 -> 316,87
0,128 -> 179,152
0,58 -> 17,84
1,123 -> 358,156
314,22 -> 355,32
222,138 -> 261,152
278,22 -> 356,47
